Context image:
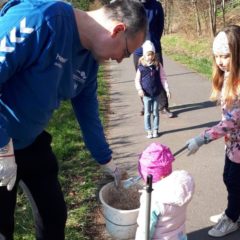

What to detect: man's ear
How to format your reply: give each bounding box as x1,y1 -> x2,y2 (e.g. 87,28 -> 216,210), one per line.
111,23 -> 126,38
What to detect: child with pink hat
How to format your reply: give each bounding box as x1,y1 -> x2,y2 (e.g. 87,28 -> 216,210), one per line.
135,142 -> 195,240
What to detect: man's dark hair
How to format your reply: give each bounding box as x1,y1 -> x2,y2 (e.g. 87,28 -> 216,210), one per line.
104,0 -> 147,39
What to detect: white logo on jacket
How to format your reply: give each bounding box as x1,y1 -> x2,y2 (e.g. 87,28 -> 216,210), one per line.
73,70 -> 87,90
54,54 -> 68,68
0,18 -> 34,63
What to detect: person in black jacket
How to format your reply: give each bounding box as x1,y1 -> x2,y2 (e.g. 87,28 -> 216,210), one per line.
133,0 -> 174,117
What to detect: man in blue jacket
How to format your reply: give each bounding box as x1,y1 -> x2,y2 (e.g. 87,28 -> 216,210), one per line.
0,0 -> 147,239
133,0 -> 173,117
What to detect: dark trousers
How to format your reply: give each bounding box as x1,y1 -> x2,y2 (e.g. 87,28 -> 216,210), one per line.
223,154 -> 240,222
0,131 -> 67,240
133,54 -> 169,111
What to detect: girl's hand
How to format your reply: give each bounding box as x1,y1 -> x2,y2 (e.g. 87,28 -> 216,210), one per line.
186,135 -> 205,155
138,90 -> 144,97
167,91 -> 171,99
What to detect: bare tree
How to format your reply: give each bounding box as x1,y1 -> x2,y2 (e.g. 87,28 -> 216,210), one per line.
221,0 -> 226,27
162,0 -> 174,34
209,0 -> 217,36
192,0 -> 202,36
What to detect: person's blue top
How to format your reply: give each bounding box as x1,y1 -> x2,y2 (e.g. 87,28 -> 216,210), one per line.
0,0 -> 112,164
134,0 -> 164,56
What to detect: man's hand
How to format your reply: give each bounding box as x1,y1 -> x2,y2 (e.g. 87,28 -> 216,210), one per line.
0,139 -> 17,191
102,160 -> 121,188
186,135 -> 205,156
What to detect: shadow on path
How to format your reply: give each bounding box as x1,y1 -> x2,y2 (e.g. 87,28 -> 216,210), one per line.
167,71 -> 197,77
170,101 -> 217,115
188,226 -> 240,240
161,121 -> 219,136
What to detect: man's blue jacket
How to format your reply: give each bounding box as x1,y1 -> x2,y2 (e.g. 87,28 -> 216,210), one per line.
0,0 -> 112,164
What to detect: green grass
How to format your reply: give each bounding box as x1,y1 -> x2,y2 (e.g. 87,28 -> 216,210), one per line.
14,65 -> 109,240
162,34 -> 213,79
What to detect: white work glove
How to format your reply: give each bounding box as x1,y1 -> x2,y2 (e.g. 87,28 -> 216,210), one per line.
0,139 -> 17,191
102,160 -> 121,188
186,135 -> 205,156
138,89 -> 144,97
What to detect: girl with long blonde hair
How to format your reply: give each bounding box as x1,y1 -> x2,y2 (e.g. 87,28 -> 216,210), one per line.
187,25 -> 240,238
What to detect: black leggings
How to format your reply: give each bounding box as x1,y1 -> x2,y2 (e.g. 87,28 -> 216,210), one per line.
0,131 -> 67,240
223,155 -> 240,222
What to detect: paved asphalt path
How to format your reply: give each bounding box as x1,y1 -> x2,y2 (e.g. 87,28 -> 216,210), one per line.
102,55 -> 240,240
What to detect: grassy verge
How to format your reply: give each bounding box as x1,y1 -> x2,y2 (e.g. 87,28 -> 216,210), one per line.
162,34 -> 213,79
14,65 -> 109,240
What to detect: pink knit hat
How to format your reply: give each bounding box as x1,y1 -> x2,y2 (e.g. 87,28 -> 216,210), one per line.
138,143 -> 175,183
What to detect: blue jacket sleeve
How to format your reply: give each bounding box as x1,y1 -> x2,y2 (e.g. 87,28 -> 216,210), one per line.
71,79 -> 112,164
0,114 -> 10,147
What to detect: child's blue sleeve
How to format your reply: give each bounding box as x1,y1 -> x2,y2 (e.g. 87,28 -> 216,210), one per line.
178,232 -> 188,240
149,205 -> 162,239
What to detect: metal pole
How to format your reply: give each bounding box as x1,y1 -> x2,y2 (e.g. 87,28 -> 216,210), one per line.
144,174 -> 153,240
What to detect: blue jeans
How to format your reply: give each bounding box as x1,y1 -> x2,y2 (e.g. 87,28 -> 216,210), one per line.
143,95 -> 160,131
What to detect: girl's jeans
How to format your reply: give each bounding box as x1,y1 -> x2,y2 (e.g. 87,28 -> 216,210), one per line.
223,154 -> 240,222
0,131 -> 67,240
143,95 -> 160,131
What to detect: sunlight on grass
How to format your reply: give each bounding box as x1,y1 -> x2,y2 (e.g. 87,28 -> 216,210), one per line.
162,34 -> 213,79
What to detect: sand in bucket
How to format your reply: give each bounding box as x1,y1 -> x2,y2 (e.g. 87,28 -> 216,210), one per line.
106,182 -> 141,210
99,180 -> 142,239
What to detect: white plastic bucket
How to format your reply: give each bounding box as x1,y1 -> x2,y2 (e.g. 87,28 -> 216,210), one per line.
99,181 -> 141,239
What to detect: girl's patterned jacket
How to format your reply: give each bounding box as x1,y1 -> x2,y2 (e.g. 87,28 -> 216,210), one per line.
202,75 -> 240,163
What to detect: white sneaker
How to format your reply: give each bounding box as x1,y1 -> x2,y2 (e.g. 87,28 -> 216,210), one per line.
152,130 -> 158,138
208,213 -> 238,237
210,212 -> 224,223
146,131 -> 152,139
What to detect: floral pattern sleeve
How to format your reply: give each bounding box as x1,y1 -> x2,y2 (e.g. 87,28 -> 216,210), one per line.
202,100 -> 240,162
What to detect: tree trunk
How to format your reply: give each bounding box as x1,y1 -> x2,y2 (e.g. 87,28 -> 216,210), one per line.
192,0 -> 202,36
221,0 -> 226,27
209,0 -> 217,36
163,0 -> 174,34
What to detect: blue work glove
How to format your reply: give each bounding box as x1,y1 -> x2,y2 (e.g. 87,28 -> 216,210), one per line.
0,139 -> 17,191
186,135 -> 205,155
102,160 -> 121,188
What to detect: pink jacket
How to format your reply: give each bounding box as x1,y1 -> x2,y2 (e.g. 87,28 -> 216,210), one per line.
135,170 -> 195,240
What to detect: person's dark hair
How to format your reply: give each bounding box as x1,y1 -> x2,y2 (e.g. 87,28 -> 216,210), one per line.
104,0 -> 147,39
